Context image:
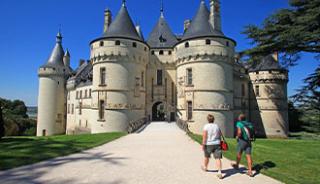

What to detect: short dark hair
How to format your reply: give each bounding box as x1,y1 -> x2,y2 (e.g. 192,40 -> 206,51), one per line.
207,114 -> 215,123
239,114 -> 246,121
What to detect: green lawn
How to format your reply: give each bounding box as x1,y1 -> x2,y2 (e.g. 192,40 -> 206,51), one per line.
0,132 -> 126,171
189,133 -> 320,184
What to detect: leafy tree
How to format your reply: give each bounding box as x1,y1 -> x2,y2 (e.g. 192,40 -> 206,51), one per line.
242,0 -> 320,65
0,102 -> 4,139
288,101 -> 303,132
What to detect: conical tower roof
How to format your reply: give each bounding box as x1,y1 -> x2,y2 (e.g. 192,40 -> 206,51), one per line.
42,32 -> 65,68
147,15 -> 178,48
182,1 -> 223,41
103,3 -> 142,41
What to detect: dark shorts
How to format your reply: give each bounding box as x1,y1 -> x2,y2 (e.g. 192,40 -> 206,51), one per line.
204,145 -> 222,159
237,139 -> 252,155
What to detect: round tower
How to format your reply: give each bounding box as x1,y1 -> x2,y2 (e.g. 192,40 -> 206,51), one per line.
175,0 -> 236,137
37,32 -> 68,136
249,54 -> 289,138
89,1 -> 148,133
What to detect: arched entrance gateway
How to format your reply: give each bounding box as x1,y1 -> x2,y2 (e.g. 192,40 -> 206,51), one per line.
152,102 -> 166,121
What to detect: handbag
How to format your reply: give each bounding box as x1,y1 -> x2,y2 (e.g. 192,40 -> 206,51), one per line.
220,129 -> 229,151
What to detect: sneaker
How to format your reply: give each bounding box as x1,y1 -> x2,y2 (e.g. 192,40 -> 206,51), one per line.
246,171 -> 254,177
217,173 -> 223,179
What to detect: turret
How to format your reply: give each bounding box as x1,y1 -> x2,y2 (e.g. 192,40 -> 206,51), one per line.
209,0 -> 222,33
175,0 -> 236,137
37,32 -> 68,136
248,54 -> 289,138
63,49 -> 70,67
89,1 -> 149,133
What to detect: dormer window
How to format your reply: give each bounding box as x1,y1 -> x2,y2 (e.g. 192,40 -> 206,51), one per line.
206,39 -> 211,45
185,42 -> 189,48
133,42 -> 137,48
100,41 -> 104,47
159,50 -> 164,55
115,40 -> 120,45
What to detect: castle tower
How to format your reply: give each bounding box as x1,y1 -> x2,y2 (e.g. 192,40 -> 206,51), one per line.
89,1 -> 148,133
249,54 -> 289,138
146,1 -> 178,121
175,0 -> 236,137
37,32 -> 68,136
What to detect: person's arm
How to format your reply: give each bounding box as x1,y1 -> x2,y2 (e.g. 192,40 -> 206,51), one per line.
202,130 -> 207,151
236,127 -> 241,141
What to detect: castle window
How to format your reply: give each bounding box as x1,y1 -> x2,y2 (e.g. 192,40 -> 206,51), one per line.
256,71 -> 259,74
76,91 -> 79,99
133,42 -> 137,48
152,78 -> 154,101
115,40 -> 120,45
80,91 -> 83,99
187,101 -> 193,120
85,120 -> 88,128
168,51 -> 172,55
157,69 -> 163,86
79,120 -> 81,127
186,68 -> 193,85
100,67 -> 106,85
85,90 -> 88,98
144,47 -> 147,51
206,39 -> 211,45
100,41 -> 104,47
241,84 -> 245,97
171,82 -> 175,105
185,42 -> 189,48
67,104 -> 70,114
151,50 -> 155,55
226,41 -> 229,47
165,78 -> 168,98
79,102 -> 82,115
269,70 -> 272,74
68,93 -> 70,100
72,104 -> 74,114
141,71 -> 144,87
89,89 -> 92,97
42,129 -> 46,136
99,100 -> 105,120
255,85 -> 260,97
159,50 -> 164,55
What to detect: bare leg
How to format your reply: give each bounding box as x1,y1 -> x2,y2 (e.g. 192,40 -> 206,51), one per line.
246,154 -> 253,175
203,157 -> 209,170
232,151 -> 242,169
216,159 -> 222,172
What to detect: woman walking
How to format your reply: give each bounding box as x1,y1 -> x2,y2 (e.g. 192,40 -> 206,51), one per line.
201,114 -> 223,179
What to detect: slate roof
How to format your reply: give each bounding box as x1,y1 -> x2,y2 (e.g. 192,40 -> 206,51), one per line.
41,32 -> 65,68
69,62 -> 93,87
249,55 -> 286,72
147,14 -> 178,48
103,4 -> 142,41
182,1 -> 224,41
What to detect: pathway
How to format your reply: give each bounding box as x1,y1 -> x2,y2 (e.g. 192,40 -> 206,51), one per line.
0,122 -> 282,184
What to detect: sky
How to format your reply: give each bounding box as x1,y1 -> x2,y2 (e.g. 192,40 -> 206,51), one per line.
0,0 -> 318,106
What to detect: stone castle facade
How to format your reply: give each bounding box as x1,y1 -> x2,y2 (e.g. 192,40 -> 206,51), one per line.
37,0 -> 289,138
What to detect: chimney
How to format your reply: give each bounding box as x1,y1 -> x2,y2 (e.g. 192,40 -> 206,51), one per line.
79,59 -> 85,66
272,52 -> 279,62
104,8 -> 112,33
209,0 -> 222,32
63,50 -> 70,67
184,19 -> 191,32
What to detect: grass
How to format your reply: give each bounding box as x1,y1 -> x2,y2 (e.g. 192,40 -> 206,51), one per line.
0,132 -> 126,171
189,133 -> 320,184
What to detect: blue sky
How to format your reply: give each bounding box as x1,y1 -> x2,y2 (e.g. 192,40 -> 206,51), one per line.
0,0 -> 318,106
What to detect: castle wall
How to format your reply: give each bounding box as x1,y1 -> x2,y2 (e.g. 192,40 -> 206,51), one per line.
249,70 -> 289,138
90,38 -> 148,133
37,68 -> 66,136
175,38 -> 235,137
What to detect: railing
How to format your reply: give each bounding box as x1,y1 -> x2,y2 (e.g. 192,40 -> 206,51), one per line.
176,118 -> 190,134
127,117 -> 149,133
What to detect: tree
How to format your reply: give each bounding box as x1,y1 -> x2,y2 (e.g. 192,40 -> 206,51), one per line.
242,0 -> 320,65
0,102 -> 4,139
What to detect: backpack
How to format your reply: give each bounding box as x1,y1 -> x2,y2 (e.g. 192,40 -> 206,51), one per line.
240,121 -> 256,142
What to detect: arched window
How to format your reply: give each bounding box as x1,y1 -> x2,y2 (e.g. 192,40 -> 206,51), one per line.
185,42 -> 189,48
115,40 -> 121,45
159,50 -> 164,55
100,41 -> 104,47
205,39 -> 211,45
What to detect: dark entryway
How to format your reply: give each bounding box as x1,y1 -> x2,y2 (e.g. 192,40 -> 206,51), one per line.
152,102 -> 166,121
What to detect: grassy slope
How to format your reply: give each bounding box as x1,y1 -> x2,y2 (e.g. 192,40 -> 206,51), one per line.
0,132 -> 126,171
189,133 -> 320,184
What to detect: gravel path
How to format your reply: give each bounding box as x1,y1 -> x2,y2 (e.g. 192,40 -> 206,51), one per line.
0,122 -> 282,184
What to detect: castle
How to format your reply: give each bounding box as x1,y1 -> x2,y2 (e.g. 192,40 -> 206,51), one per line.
37,0 -> 289,138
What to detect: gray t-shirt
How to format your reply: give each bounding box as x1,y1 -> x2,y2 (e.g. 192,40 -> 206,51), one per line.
203,123 -> 221,145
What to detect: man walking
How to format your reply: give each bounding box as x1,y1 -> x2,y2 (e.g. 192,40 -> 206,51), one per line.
232,114 -> 255,177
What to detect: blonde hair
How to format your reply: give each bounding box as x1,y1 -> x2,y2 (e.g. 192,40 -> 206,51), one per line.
207,114 -> 215,123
